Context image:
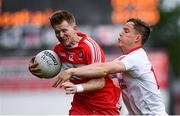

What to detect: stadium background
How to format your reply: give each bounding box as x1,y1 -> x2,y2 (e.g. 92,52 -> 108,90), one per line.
0,0 -> 180,115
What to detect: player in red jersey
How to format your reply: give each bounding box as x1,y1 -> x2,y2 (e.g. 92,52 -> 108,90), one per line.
29,10 -> 120,115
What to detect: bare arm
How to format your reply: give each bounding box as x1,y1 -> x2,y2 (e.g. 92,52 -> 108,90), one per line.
53,59 -> 126,87
70,60 -> 126,78
63,77 -> 105,94
81,77 -> 105,92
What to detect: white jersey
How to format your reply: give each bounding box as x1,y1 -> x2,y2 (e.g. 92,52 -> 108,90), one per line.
116,47 -> 167,115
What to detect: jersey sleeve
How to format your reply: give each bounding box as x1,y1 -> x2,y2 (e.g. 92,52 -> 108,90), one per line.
53,44 -> 60,54
120,55 -> 135,71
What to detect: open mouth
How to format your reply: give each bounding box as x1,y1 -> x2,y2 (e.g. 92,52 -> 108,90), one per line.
59,37 -> 68,44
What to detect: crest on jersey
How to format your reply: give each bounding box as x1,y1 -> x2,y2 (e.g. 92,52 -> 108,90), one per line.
78,51 -> 83,58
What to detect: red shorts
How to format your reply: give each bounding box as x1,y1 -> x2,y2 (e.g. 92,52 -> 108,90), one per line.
69,102 -> 120,115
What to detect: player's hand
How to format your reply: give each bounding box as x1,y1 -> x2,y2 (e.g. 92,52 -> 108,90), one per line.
52,70 -> 72,88
28,57 -> 42,78
62,81 -> 77,94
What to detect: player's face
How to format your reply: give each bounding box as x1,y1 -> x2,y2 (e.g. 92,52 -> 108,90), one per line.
118,22 -> 139,53
53,20 -> 77,48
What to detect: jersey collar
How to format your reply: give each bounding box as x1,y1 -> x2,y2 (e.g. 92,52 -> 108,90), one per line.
77,32 -> 87,43
124,46 -> 142,55
65,32 -> 87,49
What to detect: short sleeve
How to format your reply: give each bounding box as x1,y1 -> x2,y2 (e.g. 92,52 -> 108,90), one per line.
120,55 -> 135,71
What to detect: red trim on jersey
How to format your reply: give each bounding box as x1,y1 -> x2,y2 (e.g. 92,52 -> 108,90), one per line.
124,46 -> 142,55
77,32 -> 100,63
151,67 -> 160,89
91,38 -> 102,62
86,38 -> 97,63
79,33 -> 102,63
86,37 -> 101,63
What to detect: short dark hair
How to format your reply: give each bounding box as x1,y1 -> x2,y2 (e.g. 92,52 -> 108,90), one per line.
127,18 -> 151,45
50,10 -> 76,27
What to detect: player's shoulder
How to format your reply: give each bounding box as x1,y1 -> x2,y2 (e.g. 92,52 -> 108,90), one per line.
126,48 -> 146,58
127,49 -> 150,66
54,43 -> 63,51
54,43 -> 62,47
83,36 -> 96,44
81,36 -> 101,48
132,48 -> 149,61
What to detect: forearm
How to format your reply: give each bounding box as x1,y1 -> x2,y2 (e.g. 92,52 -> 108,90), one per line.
62,77 -> 105,94
67,63 -> 108,79
81,77 -> 105,92
53,60 -> 126,88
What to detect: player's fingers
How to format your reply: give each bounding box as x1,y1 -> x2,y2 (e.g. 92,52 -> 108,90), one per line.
64,87 -> 73,91
29,61 -> 42,78
63,85 -> 74,89
29,63 -> 39,73
66,91 -> 74,94
30,63 -> 39,69
32,57 -> 35,61
65,88 -> 75,94
52,78 -> 62,88
52,74 -> 70,88
30,68 -> 41,73
62,82 -> 72,86
58,79 -> 66,88
65,91 -> 72,94
52,80 -> 59,87
57,77 -> 69,88
61,82 -> 67,88
30,57 -> 35,63
33,72 -> 43,78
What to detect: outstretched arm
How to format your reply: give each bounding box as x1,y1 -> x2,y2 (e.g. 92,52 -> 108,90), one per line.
62,77 -> 105,94
53,59 -> 126,87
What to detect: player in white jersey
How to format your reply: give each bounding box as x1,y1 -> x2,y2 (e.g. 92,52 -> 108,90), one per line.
116,47 -> 166,114
53,18 -> 168,115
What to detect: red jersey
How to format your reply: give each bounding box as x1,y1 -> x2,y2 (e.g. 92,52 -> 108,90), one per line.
54,32 -> 120,110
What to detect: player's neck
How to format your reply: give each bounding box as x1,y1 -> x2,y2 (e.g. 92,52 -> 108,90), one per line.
65,36 -> 81,49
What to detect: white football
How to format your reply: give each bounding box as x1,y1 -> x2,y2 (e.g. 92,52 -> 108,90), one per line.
34,50 -> 62,79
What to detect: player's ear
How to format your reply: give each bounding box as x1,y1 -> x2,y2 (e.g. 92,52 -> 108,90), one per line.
135,34 -> 142,43
73,25 -> 77,31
